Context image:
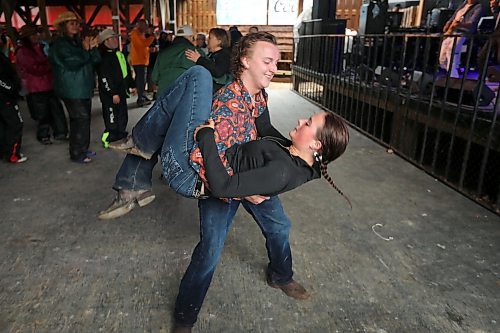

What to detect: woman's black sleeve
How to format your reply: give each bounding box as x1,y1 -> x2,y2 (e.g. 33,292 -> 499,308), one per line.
196,127 -> 290,197
196,49 -> 231,78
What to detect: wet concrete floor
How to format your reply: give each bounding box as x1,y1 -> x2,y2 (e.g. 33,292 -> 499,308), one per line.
0,83 -> 499,333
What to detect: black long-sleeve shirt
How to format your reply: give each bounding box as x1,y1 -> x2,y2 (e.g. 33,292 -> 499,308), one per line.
197,128 -> 320,198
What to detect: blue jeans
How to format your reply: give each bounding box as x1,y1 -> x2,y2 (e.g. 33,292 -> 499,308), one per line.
174,195 -> 293,327
114,66 -> 213,196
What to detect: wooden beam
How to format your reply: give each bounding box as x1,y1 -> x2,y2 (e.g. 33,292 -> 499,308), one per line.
36,0 -> 49,36
1,0 -> 16,40
86,3 -> 103,26
110,0 -> 120,35
143,0 -> 150,23
131,7 -> 144,25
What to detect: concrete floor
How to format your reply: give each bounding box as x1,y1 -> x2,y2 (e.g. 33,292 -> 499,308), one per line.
0,83 -> 499,333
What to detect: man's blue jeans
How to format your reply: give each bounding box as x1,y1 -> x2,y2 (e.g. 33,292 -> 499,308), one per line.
114,66 -> 213,197
174,195 -> 293,327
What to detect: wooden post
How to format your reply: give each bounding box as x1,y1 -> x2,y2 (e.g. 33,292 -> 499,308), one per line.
37,0 -> 49,38
110,0 -> 120,34
143,0 -> 151,23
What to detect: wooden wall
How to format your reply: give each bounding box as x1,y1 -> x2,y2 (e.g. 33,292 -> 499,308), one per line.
336,0 -> 363,30
176,0 -> 216,34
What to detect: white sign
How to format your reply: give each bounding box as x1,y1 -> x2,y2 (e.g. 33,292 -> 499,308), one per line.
268,0 -> 299,25
216,0 -> 268,25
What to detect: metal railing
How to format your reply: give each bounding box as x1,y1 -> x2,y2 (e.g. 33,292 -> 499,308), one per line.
292,33 -> 500,213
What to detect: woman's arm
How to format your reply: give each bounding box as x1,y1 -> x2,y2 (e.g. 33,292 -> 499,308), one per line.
197,127 -> 290,198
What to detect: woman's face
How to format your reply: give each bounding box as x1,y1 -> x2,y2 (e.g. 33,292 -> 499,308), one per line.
65,20 -> 80,37
289,112 -> 327,151
241,41 -> 280,92
207,33 -> 221,52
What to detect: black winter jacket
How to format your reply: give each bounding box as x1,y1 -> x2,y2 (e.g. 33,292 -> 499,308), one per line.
0,53 -> 21,103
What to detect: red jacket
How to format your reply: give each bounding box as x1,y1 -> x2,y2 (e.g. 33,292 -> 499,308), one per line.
15,41 -> 53,93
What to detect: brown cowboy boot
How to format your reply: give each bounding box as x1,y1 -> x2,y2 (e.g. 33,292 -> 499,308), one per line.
267,278 -> 311,300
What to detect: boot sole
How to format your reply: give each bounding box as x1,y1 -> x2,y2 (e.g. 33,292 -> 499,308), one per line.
98,200 -> 137,220
137,194 -> 156,207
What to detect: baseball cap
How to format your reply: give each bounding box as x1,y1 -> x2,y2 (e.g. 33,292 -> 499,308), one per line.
176,25 -> 194,37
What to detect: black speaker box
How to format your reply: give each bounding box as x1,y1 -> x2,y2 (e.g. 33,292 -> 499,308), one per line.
487,65 -> 500,82
312,0 -> 337,20
435,78 -> 495,107
359,2 -> 388,35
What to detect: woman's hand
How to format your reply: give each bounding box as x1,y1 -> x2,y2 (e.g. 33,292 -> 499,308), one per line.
194,119 -> 215,141
185,49 -> 201,63
89,36 -> 99,49
112,95 -> 120,104
82,36 -> 91,50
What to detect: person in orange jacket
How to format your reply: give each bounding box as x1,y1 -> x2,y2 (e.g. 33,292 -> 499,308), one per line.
129,19 -> 155,107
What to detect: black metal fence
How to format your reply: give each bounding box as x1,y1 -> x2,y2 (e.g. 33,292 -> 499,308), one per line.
292,33 -> 500,213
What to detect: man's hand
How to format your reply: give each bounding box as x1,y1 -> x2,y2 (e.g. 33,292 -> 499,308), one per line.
129,88 -> 137,95
244,195 -> 270,205
112,95 -> 120,104
194,119 -> 215,140
185,49 -> 201,63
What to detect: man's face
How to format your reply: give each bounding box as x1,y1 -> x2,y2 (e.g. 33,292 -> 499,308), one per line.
196,35 -> 205,47
490,0 -> 499,12
137,21 -> 147,32
104,36 -> 119,49
241,41 -> 280,91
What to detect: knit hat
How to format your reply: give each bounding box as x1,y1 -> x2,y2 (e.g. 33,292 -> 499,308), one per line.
18,25 -> 38,39
176,25 -> 194,37
98,28 -> 118,44
53,11 -> 80,26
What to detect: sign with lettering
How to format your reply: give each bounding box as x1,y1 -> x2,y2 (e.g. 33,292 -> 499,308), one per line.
216,0 -> 268,25
268,0 -> 299,25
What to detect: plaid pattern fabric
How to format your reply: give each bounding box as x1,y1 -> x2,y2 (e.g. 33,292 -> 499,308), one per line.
190,79 -> 268,191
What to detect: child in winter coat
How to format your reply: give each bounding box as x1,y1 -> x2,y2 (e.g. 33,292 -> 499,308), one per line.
97,29 -> 135,148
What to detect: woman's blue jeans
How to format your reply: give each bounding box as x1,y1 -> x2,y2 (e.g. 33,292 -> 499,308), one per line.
114,66 -> 213,197
174,195 -> 293,327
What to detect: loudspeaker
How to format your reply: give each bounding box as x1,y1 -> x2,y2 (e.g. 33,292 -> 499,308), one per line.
435,78 -> 495,106
312,0 -> 336,20
359,2 -> 388,34
380,69 -> 400,87
487,65 -> 500,82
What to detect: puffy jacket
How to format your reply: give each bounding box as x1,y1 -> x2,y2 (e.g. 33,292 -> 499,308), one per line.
152,37 -> 203,95
15,41 -> 53,93
0,53 -> 21,103
48,36 -> 101,99
129,29 -> 155,66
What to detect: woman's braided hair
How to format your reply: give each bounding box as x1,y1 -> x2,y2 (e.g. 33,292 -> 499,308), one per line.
316,112 -> 352,208
231,31 -> 277,78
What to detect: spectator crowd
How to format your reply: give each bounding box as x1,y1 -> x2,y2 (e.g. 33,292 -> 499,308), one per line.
0,12 -> 253,165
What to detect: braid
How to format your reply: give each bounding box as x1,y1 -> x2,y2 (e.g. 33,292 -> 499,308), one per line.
320,163 -> 352,209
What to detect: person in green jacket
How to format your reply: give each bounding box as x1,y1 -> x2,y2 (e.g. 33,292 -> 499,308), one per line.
151,25 -> 204,96
49,11 -> 101,163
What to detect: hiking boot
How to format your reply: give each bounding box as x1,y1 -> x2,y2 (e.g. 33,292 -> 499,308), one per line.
136,99 -> 152,108
9,154 -> 28,164
267,278 -> 311,300
108,136 -> 153,160
101,132 -> 110,148
98,189 -> 156,220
